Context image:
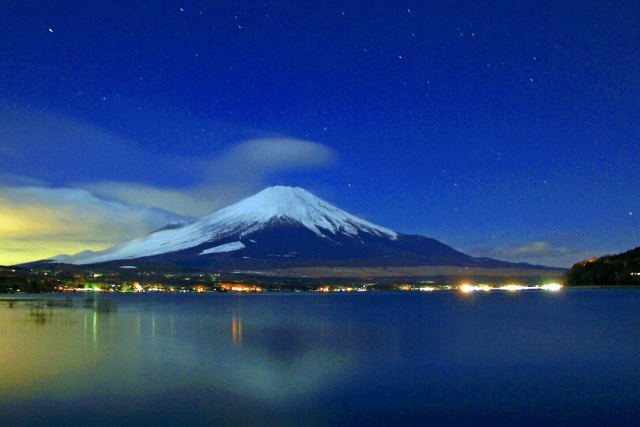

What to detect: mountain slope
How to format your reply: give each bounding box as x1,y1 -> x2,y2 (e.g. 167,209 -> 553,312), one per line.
44,186 -> 541,271
563,247 -> 640,286
49,186 -> 397,265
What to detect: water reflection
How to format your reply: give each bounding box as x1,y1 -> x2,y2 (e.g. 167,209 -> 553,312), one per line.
232,312 -> 242,346
0,291 -> 639,426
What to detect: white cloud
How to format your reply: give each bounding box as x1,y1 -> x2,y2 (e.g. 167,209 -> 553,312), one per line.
80,182 -> 209,218
0,102 -> 339,263
0,184 -> 186,265
472,238 -> 598,268
207,137 -> 337,178
79,138 -> 338,217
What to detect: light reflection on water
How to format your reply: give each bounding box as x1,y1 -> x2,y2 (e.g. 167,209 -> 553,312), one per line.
1,290 -> 640,426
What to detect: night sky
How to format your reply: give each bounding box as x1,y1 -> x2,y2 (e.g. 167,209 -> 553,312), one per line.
1,0 -> 638,267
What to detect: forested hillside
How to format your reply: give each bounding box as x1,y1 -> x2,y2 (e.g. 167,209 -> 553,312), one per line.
563,247 -> 640,286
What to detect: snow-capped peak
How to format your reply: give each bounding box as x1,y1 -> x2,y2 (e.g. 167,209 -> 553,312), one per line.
49,186 -> 397,265
201,186 -> 397,240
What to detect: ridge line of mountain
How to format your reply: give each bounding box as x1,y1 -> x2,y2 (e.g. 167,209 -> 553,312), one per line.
25,186 -> 555,273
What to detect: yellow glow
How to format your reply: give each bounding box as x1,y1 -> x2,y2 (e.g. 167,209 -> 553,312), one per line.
460,283 -> 493,292
219,283 -> 263,292
541,283 -> 562,291
0,211 -> 32,233
0,196 -> 126,265
0,241 -> 111,266
500,284 -> 526,292
0,307 -> 102,395
232,313 -> 243,346
459,284 -> 475,293
0,182 -> 183,265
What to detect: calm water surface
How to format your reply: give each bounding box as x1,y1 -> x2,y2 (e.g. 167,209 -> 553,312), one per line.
1,289 -> 639,426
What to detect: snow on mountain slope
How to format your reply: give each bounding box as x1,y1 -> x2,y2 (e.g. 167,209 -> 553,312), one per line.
199,241 -> 245,255
49,186 -> 398,265
202,186 -> 397,240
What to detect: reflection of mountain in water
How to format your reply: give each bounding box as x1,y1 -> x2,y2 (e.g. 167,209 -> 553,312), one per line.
248,326 -> 307,365
4,292 -> 640,426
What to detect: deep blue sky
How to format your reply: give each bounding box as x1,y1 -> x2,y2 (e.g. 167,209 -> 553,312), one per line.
0,0 -> 638,267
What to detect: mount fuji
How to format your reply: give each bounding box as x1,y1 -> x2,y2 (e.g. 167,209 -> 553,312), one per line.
44,186 -> 531,271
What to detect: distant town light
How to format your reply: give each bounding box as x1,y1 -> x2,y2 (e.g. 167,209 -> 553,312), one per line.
459,284 -> 475,293
540,283 -> 562,291
500,284 -> 526,292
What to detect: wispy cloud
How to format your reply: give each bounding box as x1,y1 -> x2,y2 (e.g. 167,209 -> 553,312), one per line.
0,103 -> 167,185
80,138 -> 338,217
205,137 -> 337,180
0,185 -> 186,265
471,237 -> 598,268
0,103 -> 339,264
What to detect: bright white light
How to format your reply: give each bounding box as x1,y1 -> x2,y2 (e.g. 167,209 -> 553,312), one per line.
541,283 -> 562,291
459,284 -> 475,293
500,284 -> 526,292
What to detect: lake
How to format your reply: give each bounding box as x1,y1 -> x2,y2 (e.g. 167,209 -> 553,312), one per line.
1,289 -> 639,426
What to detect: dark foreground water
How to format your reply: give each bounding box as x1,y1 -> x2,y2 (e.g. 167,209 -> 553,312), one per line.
1,289 -> 639,426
